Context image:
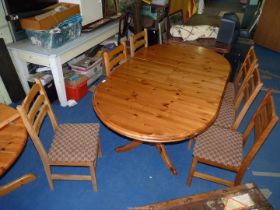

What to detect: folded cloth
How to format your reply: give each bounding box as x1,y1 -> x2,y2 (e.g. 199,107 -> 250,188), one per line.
170,25 -> 219,41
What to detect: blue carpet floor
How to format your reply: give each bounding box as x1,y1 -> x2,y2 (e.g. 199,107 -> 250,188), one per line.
1,45 -> 280,209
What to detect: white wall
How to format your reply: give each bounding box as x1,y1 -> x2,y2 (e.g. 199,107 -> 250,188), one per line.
59,0 -> 103,26
0,0 -> 13,104
0,0 -> 13,44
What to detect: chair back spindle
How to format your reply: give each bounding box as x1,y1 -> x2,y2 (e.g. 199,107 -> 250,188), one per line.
130,28 -> 148,57
233,47 -> 257,94
17,79 -> 58,162
232,60 -> 263,129
243,89 -> 278,145
235,90 -> 278,184
103,41 -> 127,76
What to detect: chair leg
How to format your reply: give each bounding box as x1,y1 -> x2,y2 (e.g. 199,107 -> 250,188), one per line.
188,139 -> 193,150
89,162 -> 98,192
44,165 -> 54,190
187,156 -> 198,187
98,137 -> 102,158
234,168 -> 246,186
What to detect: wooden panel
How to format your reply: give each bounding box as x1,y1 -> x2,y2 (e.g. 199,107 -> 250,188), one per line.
254,0 -> 280,52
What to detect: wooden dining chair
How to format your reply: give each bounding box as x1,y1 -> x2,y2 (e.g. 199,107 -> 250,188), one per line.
130,28 -> 148,57
224,46 -> 257,103
187,89 -> 278,187
188,60 -> 262,150
214,60 -> 263,130
17,79 -> 101,191
103,41 -> 127,76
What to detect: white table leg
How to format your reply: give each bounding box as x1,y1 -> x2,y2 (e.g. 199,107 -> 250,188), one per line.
49,55 -> 68,107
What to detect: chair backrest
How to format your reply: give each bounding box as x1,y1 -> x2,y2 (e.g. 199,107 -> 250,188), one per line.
232,60 -> 263,129
103,41 -> 127,76
233,46 -> 257,93
241,89 -> 278,172
130,28 -> 148,57
158,18 -> 168,44
17,79 -> 58,163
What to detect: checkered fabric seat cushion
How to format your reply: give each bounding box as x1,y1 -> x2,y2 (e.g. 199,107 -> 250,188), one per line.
48,123 -> 100,162
223,82 -> 235,103
194,125 -> 243,168
213,99 -> 235,129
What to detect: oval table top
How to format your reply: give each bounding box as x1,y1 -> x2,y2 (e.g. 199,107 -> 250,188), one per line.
93,43 -> 231,143
133,42 -> 230,70
0,104 -> 27,176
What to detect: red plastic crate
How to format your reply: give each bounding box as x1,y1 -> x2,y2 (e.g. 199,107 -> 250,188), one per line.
65,79 -> 88,101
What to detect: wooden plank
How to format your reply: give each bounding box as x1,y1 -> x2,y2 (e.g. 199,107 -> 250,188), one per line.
254,0 -> 280,52
194,172 -> 234,187
0,173 -> 36,196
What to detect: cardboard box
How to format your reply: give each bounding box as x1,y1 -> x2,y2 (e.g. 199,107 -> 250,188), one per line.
20,3 -> 80,30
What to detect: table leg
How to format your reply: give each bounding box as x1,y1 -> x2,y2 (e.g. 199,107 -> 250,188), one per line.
49,55 -> 68,107
115,141 -> 177,176
156,144 -> 178,176
115,140 -> 143,153
0,173 -> 36,196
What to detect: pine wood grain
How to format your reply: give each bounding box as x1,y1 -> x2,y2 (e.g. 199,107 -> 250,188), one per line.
93,43 -> 231,142
0,104 -> 20,129
0,106 -> 26,176
0,104 -> 36,196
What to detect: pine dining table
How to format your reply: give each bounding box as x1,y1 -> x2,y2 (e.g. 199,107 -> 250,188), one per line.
93,42 -> 231,175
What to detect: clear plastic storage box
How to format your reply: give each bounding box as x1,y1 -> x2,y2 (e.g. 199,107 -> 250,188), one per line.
68,54 -> 104,86
25,22 -> 81,49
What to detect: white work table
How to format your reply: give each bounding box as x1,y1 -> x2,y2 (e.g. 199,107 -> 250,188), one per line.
7,21 -> 119,106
